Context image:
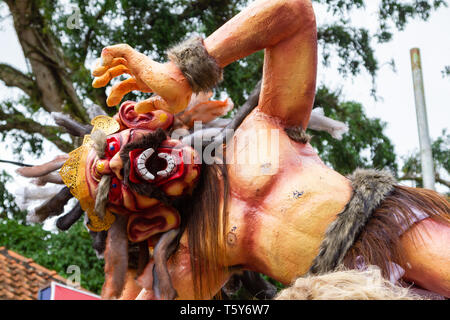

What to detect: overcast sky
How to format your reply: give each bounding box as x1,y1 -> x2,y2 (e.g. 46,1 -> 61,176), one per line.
314,1 -> 449,156
0,1 -> 449,197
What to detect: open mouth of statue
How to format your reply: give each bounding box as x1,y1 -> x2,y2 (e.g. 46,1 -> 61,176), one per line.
129,147 -> 184,185
136,148 -> 176,181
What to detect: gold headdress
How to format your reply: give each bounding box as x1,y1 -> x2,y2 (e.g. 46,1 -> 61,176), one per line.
59,115 -> 121,232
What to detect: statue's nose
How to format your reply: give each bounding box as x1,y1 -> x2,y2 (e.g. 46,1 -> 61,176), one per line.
95,158 -> 111,176
109,152 -> 124,180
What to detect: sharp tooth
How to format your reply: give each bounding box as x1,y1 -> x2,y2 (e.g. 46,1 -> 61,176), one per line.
144,148 -> 155,157
145,172 -> 155,180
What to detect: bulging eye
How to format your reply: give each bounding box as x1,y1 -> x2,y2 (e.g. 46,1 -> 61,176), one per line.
105,137 -> 120,158
109,176 -> 122,202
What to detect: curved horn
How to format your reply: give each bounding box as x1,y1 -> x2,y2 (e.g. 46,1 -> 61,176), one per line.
16,155 -> 69,178
102,215 -> 129,299
208,80 -> 261,149
31,172 -> 64,186
56,202 -> 84,231
52,112 -> 93,137
27,186 -> 73,223
152,228 -> 179,300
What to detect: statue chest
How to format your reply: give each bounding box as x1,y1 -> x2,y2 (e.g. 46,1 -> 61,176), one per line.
223,113 -> 352,281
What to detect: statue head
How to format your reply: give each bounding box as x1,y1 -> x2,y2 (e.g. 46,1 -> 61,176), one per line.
60,101 -> 201,244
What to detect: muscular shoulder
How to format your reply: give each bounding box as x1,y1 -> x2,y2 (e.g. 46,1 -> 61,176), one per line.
224,107 -> 320,200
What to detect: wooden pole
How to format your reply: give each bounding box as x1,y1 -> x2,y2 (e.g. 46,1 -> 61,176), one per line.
410,48 -> 435,190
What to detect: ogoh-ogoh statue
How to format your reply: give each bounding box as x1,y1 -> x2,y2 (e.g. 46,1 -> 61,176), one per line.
17,0 -> 449,300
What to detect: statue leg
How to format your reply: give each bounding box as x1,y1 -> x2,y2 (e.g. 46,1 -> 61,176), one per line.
400,217 -> 450,297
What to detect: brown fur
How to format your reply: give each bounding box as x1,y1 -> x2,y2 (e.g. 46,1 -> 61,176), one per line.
167,36 -> 223,93
343,185 -> 450,279
310,168 -> 450,279
284,127 -> 311,144
94,174 -> 111,220
91,129 -> 107,159
309,169 -> 397,274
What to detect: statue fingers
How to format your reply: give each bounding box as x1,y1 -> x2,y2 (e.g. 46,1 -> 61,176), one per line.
92,64 -> 130,88
92,57 -> 128,77
135,96 -> 170,114
100,44 -> 134,66
107,78 -> 149,107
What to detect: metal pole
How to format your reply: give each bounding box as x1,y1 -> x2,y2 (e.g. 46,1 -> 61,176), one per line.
410,48 -> 435,190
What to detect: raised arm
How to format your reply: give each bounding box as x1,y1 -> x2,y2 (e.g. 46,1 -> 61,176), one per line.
93,0 -> 317,128
204,0 -> 317,128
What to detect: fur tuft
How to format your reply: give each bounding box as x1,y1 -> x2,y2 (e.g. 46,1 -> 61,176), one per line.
343,184 -> 449,279
276,266 -> 424,300
167,36 -> 223,93
91,129 -> 107,158
309,169 -> 396,274
284,127 -> 311,144
94,174 -> 112,220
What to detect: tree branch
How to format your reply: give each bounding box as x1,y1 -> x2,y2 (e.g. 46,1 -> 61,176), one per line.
0,63 -> 37,97
399,173 -> 450,189
81,3 -> 110,61
0,107 -> 74,153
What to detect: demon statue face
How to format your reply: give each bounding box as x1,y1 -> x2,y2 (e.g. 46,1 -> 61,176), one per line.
60,101 -> 200,246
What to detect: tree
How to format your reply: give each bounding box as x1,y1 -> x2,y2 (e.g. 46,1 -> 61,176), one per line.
0,170 -> 105,293
0,0 -> 447,294
399,129 -> 450,194
0,217 -> 105,293
310,86 -> 397,176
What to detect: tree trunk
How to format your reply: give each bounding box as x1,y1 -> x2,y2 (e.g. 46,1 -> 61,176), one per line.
5,0 -> 88,123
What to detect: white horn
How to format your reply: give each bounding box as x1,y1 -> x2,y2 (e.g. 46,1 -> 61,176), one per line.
156,153 -> 176,177
136,148 -> 155,181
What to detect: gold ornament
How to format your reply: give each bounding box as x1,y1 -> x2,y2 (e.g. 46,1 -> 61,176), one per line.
91,115 -> 121,135
59,115 -> 120,232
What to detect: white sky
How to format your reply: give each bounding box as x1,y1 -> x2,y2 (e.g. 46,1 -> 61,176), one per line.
315,2 -> 450,160
0,1 -> 449,197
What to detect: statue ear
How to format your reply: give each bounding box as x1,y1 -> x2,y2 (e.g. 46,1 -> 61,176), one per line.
117,101 -> 173,131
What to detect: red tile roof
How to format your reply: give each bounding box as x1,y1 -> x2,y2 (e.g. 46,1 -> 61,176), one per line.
0,246 -> 67,300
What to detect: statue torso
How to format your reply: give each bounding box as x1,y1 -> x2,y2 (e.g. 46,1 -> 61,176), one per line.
224,108 -> 353,283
